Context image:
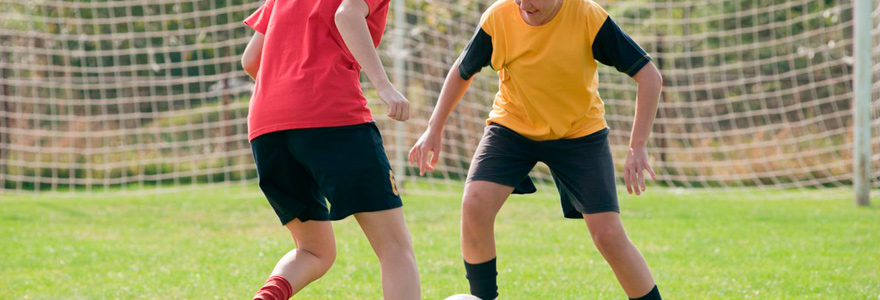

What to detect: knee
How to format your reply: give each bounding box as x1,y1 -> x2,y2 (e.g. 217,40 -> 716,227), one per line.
301,242 -> 337,273
321,246 -> 337,271
461,191 -> 495,226
589,225 -> 629,253
315,252 -> 336,276
319,245 -> 337,272
373,234 -> 415,263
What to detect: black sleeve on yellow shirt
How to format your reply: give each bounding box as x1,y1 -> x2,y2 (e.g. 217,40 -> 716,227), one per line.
458,27 -> 493,80
592,17 -> 651,77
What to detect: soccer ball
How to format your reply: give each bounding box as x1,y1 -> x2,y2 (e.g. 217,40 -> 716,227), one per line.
443,295 -> 484,300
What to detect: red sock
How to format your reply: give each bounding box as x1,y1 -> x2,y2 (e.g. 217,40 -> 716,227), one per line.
253,276 -> 292,300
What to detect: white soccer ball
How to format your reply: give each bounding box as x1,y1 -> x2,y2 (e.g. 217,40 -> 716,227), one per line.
443,295 -> 484,300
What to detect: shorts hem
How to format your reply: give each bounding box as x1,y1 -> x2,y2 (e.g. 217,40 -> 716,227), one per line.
328,199 -> 403,221
564,206 -> 620,219
467,176 -> 524,190
279,214 -> 297,225
279,211 -> 331,225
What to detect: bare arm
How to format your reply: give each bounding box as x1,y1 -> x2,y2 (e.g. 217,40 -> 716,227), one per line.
335,0 -> 408,121
428,60 -> 472,134
241,32 -> 265,80
409,59 -> 472,175
624,61 -> 663,195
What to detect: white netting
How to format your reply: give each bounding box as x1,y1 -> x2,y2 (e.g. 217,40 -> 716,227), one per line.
0,0 -> 878,194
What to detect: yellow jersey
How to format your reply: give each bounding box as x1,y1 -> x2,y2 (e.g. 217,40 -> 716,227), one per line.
458,0 -> 651,140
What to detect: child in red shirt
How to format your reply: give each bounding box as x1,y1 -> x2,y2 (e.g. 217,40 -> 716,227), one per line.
241,0 -> 420,299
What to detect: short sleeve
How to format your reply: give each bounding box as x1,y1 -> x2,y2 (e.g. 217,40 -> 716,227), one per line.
363,0 -> 390,17
457,26 -> 493,80
592,17 -> 651,76
243,0 -> 274,34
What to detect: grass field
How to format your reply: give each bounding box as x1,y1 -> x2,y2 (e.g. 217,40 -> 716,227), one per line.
1,186 -> 878,300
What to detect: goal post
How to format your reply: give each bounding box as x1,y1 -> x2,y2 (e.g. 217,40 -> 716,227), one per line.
853,0 -> 874,206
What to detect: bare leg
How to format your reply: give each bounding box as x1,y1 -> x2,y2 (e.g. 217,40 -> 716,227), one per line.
460,181 -> 514,264
270,219 -> 337,295
355,207 -> 421,300
583,212 -> 655,298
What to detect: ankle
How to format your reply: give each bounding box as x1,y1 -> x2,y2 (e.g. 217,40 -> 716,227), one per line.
464,257 -> 499,300
629,285 -> 662,300
253,276 -> 292,300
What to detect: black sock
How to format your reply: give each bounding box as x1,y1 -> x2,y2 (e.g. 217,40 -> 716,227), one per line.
630,285 -> 662,300
464,258 -> 498,300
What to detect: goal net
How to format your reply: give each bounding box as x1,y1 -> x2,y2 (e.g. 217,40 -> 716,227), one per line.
1,0 -> 878,194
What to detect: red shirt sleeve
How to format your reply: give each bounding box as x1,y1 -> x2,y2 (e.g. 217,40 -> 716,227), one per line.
243,0 -> 274,34
363,0 -> 390,18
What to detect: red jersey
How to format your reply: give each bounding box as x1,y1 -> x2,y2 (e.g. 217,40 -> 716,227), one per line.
243,0 -> 391,140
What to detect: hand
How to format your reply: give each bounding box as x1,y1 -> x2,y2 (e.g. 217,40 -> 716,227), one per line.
623,146 -> 656,195
408,128 -> 443,176
377,86 -> 410,122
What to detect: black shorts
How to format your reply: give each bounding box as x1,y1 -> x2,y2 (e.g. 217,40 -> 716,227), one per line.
250,122 -> 402,224
466,124 -> 619,218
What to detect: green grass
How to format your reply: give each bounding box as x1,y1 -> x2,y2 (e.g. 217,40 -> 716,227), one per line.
1,186 -> 878,299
